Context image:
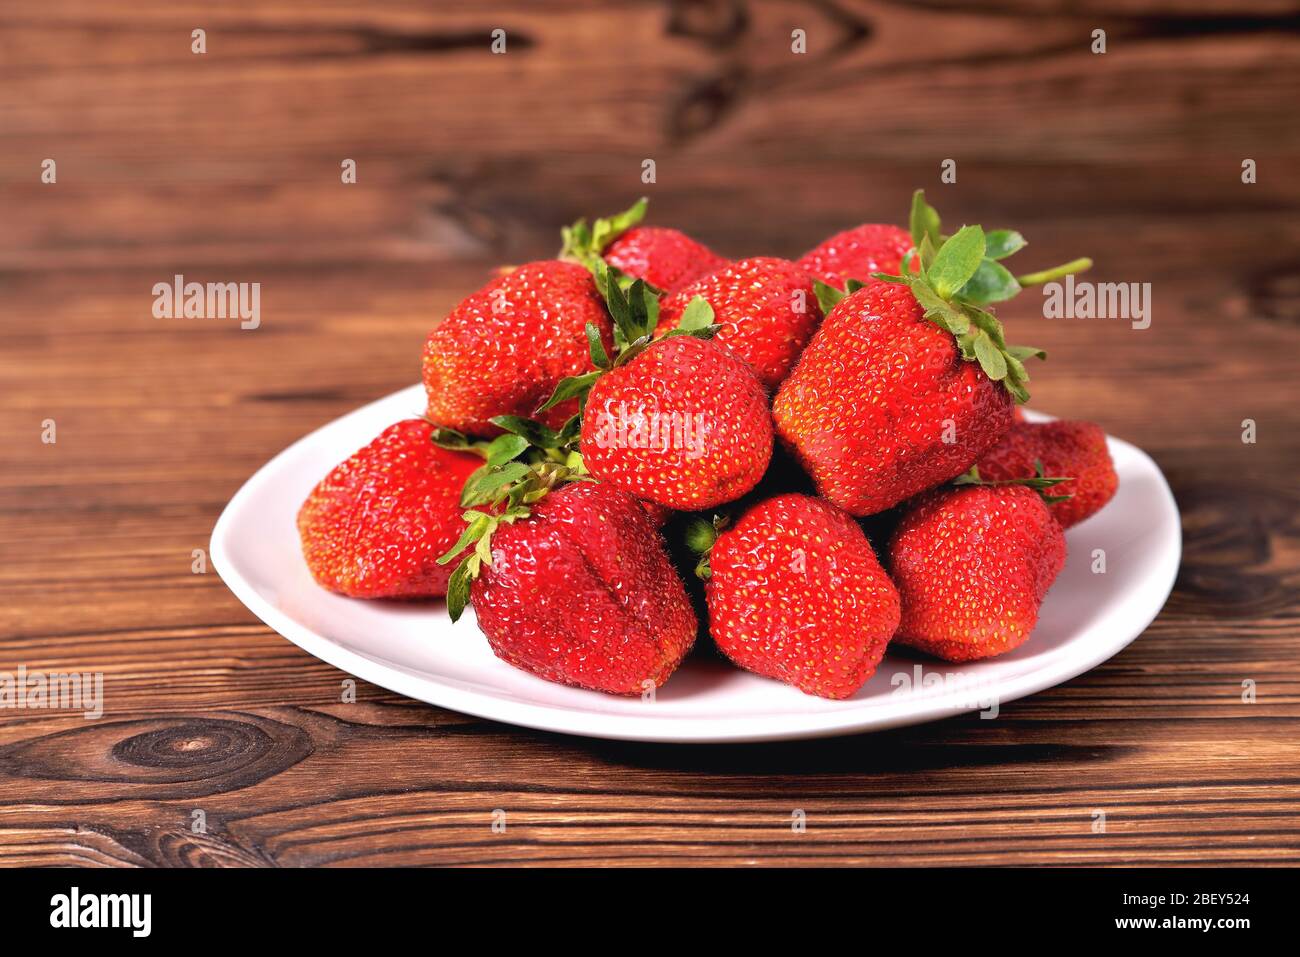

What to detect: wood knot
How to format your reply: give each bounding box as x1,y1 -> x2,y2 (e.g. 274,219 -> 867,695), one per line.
112,719 -> 271,771
0,713 -> 314,800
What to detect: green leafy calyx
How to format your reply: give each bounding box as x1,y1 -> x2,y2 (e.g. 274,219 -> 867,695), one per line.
560,198 -> 648,273
953,460 -> 1073,505
438,460 -> 590,622
684,514 -> 729,580
875,190 -> 1092,404
813,278 -> 868,316
535,261 -> 717,415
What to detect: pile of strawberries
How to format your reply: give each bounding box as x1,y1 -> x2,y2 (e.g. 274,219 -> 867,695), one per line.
298,193 -> 1118,700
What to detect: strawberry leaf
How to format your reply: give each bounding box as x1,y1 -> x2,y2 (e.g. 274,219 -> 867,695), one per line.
658,326 -> 720,344
442,455 -> 595,624
597,264 -> 635,348
556,414 -> 582,447
474,527 -> 494,566
484,433 -> 529,467
445,556 -> 476,622
560,197 -> 648,266
910,279 -> 963,332
585,322 -> 611,370
611,336 -> 656,368
461,462 -> 532,505
438,511 -> 495,566
596,265 -> 658,349
676,295 -> 715,333
928,225 -> 986,299
950,460 -> 1073,501
973,332 -> 1008,381
909,189 -> 942,249
1006,344 -> 1047,361
1003,351 -> 1029,384
429,426 -> 475,451
813,279 -> 846,315
983,229 -> 1027,260
917,233 -> 939,271
536,371 -> 602,414
637,282 -> 660,337
966,306 -> 1007,348
490,415 -> 563,450
589,197 -> 647,253
959,259 -> 1021,304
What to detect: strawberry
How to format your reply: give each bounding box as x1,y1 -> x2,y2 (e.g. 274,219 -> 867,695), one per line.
297,419 -> 485,598
773,191 -> 1091,517
796,223 -> 914,287
524,265 -> 773,511
605,226 -> 728,295
441,470 -> 697,695
692,495 -> 901,699
561,198 -> 727,295
590,275 -> 777,505
583,334 -> 773,509
976,420 -> 1118,527
657,257 -> 823,390
773,279 -> 1015,516
422,260 -> 614,437
889,482 -> 1066,662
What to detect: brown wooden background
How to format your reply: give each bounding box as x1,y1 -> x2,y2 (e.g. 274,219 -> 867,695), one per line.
1,0 -> 1298,866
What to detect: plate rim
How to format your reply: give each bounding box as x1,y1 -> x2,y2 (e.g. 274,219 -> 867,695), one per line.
211,385 -> 1182,744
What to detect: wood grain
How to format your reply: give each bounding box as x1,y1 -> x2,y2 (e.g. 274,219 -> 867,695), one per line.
1,0 -> 1298,866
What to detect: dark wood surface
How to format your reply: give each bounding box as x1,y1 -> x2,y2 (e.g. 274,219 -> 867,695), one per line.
1,1 -> 1298,866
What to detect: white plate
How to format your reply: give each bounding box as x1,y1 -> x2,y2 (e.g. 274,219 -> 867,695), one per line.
211,385 -> 1180,743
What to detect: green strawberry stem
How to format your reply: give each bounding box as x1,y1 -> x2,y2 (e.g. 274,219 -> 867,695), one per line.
1016,258 -> 1094,287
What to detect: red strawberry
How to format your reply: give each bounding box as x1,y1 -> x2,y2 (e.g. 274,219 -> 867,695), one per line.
774,193 -> 1091,517
696,494 -> 901,699
773,280 -> 1015,516
976,420 -> 1118,527
658,257 -> 823,390
582,334 -> 774,510
562,198 -> 727,295
889,484 -> 1066,662
297,419 -> 484,598
459,480 -> 697,694
605,226 -> 728,295
796,223 -> 913,287
422,260 -> 614,437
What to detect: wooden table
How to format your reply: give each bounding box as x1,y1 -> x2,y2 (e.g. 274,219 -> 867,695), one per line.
2,1 -> 1297,866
